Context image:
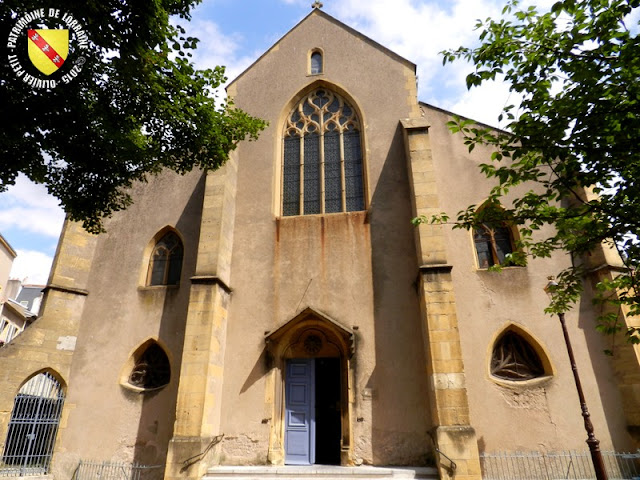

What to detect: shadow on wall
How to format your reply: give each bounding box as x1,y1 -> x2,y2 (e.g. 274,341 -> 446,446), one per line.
368,124 -> 432,465
131,174 -> 206,470
577,287 -> 636,451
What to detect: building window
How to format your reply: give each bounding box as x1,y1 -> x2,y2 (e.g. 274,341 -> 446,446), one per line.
491,331 -> 545,381
473,224 -> 515,268
128,342 -> 171,390
282,88 -> 364,216
147,231 -> 183,286
310,51 -> 323,74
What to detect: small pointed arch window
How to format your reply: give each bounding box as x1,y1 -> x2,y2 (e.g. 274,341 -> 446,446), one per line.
147,231 -> 183,286
310,50 -> 323,74
128,341 -> 171,390
282,88 -> 365,216
3,371 -> 65,473
491,330 -> 545,381
472,202 -> 518,268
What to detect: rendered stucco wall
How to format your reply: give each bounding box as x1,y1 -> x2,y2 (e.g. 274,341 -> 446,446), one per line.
221,11 -> 432,466
53,170 -> 205,477
421,104 -> 634,453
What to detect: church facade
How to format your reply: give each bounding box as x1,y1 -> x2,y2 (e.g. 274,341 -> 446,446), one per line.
0,9 -> 637,480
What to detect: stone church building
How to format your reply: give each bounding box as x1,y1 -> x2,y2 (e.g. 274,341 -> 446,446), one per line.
0,8 -> 637,480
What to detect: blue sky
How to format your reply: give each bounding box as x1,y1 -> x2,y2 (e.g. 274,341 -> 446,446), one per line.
1,0 -> 552,284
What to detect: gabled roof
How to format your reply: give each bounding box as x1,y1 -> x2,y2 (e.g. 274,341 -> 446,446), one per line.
4,298 -> 37,322
419,101 -> 510,135
227,8 -> 416,90
265,306 -> 355,358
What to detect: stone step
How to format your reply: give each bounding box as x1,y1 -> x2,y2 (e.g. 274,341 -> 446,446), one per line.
204,465 -> 438,480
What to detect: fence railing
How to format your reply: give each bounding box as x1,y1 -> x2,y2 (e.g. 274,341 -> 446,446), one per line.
481,450 -> 640,479
72,461 -> 164,480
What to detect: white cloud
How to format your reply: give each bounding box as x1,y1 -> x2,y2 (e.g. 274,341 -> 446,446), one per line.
447,77 -> 523,129
326,0 -> 514,126
0,175 -> 65,239
333,0 -> 502,92
184,18 -> 262,95
9,249 -> 53,285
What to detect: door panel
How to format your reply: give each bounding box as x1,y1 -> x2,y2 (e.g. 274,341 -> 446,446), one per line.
285,359 -> 315,465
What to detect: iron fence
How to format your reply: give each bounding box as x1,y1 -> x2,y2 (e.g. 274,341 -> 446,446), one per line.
0,373 -> 65,477
73,461 -> 164,480
481,450 -> 640,479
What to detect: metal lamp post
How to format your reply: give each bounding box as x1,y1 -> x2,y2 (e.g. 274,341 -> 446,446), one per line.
545,278 -> 608,480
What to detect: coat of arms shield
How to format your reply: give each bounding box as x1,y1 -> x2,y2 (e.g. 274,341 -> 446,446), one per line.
27,29 -> 69,76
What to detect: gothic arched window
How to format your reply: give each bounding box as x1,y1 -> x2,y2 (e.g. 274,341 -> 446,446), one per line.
472,201 -> 518,268
129,342 -> 171,390
491,330 -> 545,381
147,231 -> 183,286
282,89 -> 365,216
473,224 -> 515,268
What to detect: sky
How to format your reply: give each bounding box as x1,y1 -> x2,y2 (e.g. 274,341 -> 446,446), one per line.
1,0 -> 554,285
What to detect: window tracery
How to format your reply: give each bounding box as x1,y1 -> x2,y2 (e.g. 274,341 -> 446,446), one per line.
491,330 -> 545,381
147,231 -> 183,286
472,201 -> 518,268
474,224 -> 515,268
282,88 -> 364,216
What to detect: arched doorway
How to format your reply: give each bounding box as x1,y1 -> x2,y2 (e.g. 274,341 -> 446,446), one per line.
265,308 -> 355,466
2,371 -> 65,475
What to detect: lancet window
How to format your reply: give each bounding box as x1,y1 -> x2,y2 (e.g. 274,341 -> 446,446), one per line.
282,89 -> 364,216
147,231 -> 183,286
474,224 -> 515,268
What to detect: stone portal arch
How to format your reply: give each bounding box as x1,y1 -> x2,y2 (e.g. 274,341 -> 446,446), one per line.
265,307 -> 355,466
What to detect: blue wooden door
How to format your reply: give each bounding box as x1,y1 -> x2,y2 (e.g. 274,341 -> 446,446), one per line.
285,359 -> 315,465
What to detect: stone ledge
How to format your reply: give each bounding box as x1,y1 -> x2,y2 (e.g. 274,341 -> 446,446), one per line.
419,264 -> 453,274
400,118 -> 431,131
190,275 -> 232,294
43,284 -> 89,296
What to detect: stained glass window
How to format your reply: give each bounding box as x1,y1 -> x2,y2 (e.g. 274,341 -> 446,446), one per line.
148,231 -> 183,285
282,89 -> 365,215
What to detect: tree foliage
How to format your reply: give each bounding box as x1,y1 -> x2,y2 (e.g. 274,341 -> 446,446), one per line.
1,0 -> 266,233
416,0 -> 639,323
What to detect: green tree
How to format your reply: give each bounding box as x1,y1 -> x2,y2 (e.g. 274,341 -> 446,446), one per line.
416,0 -> 639,326
1,1 -> 266,233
